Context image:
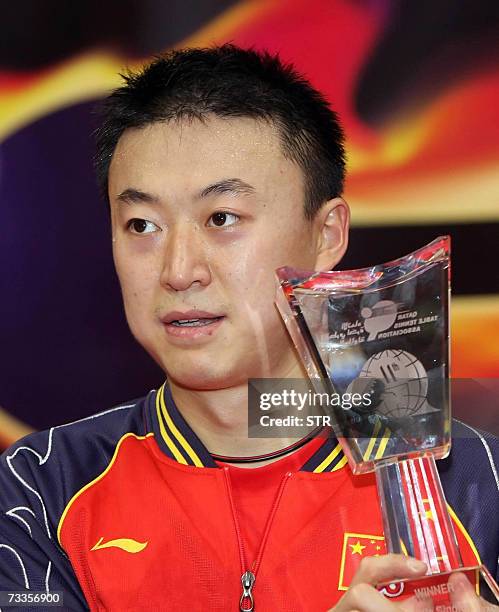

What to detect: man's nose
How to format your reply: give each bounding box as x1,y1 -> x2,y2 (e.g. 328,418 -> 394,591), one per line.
159,223 -> 211,292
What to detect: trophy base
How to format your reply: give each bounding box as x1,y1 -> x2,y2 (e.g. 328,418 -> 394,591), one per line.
377,565 -> 499,609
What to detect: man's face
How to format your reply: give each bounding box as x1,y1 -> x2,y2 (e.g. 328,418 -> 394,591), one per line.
109,116 -> 342,389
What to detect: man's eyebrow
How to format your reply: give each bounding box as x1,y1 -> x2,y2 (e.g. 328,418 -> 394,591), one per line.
115,180 -> 255,205
197,178 -> 256,199
115,188 -> 160,205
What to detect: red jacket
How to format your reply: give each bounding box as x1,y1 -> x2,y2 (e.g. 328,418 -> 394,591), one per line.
1,384 -> 495,611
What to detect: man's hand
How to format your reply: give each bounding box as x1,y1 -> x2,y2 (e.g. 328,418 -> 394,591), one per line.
449,573 -> 499,611
327,554 -> 499,611
328,554 -> 427,611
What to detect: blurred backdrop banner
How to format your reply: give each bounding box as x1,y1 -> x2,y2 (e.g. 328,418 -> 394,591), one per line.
1,0 -> 498,449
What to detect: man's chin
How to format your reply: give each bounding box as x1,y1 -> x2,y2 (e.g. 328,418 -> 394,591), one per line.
164,368 -> 248,392
144,334 -> 292,390
147,345 -> 242,389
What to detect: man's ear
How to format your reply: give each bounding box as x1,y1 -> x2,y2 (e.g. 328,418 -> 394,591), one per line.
313,197 -> 350,271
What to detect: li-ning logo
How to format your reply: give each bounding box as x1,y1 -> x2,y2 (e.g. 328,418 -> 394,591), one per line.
360,300 -> 398,341
91,536 -> 148,554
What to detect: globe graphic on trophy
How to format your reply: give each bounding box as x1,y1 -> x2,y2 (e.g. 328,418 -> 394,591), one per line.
356,349 -> 428,419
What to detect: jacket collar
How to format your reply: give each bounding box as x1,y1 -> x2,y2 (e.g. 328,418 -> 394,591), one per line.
147,384 -> 347,473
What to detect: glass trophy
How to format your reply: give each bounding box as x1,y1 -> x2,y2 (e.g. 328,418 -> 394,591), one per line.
276,236 -> 499,607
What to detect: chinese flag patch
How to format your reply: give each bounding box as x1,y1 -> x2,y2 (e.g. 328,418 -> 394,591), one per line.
338,533 -> 387,590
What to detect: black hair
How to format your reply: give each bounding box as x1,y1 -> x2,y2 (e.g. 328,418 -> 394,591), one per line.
94,44 -> 346,219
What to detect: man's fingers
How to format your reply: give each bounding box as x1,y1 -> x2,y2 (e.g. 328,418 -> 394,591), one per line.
350,554 -> 427,587
449,573 -> 484,612
331,557 -> 499,612
332,582 -> 399,611
328,555 -> 429,611
400,594 -> 435,612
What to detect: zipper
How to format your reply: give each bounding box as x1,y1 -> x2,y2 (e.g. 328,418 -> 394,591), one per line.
223,467 -> 292,611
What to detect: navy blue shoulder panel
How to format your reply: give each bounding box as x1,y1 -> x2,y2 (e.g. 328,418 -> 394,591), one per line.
439,420 -> 499,581
0,393 -> 151,610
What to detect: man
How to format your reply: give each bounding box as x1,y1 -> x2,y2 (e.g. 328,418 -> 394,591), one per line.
1,45 -> 497,611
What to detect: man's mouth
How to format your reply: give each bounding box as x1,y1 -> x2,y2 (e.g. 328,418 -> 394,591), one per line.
161,310 -> 225,326
161,310 -> 225,340
169,317 -> 224,327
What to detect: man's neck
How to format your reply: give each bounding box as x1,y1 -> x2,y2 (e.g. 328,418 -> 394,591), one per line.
168,361 -> 311,469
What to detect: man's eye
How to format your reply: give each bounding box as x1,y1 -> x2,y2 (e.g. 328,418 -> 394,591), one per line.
207,212 -> 239,228
126,218 -> 160,234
